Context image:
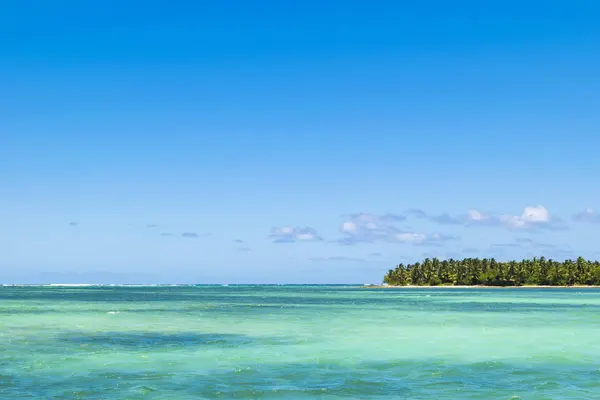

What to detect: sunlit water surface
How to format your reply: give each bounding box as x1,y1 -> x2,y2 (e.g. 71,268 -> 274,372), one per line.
1,286 -> 600,399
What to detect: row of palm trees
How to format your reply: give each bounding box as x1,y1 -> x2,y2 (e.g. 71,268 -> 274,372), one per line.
383,257 -> 600,286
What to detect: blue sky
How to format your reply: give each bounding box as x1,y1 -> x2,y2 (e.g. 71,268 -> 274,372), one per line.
1,1 -> 599,283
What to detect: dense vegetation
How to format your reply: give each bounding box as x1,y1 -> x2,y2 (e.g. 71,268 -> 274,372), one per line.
383,257 -> 600,286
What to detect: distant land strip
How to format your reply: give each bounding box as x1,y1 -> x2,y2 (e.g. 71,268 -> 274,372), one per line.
382,257 -> 600,287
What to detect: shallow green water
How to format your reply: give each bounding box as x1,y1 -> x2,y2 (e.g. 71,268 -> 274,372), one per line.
1,286 -> 600,399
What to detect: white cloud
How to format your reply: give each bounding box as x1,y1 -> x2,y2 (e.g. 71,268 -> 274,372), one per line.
500,214 -> 525,228
269,226 -> 323,243
409,205 -> 566,230
395,232 -> 426,243
466,209 -> 489,222
521,205 -> 550,222
500,205 -> 561,229
337,212 -> 457,246
296,233 -> 316,241
463,205 -> 565,230
341,221 -> 358,234
462,208 -> 501,226
337,213 -> 403,245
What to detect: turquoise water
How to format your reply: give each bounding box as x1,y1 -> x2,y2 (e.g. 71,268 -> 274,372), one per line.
1,286 -> 600,399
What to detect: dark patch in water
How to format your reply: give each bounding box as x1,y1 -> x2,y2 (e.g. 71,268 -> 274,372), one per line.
54,331 -> 296,350
57,332 -> 255,349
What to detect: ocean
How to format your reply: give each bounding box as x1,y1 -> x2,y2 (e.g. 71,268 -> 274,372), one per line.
1,285 -> 599,399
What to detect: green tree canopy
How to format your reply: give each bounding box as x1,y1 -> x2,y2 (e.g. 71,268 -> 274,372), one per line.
383,257 -> 600,286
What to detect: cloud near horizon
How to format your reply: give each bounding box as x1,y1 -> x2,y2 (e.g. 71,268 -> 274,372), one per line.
269,226 -> 323,243
337,212 -> 458,246
497,205 -> 566,230
405,209 -> 462,225
410,205 -> 567,231
470,205 -> 568,231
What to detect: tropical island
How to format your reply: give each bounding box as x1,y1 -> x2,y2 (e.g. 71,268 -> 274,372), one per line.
383,257 -> 600,286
